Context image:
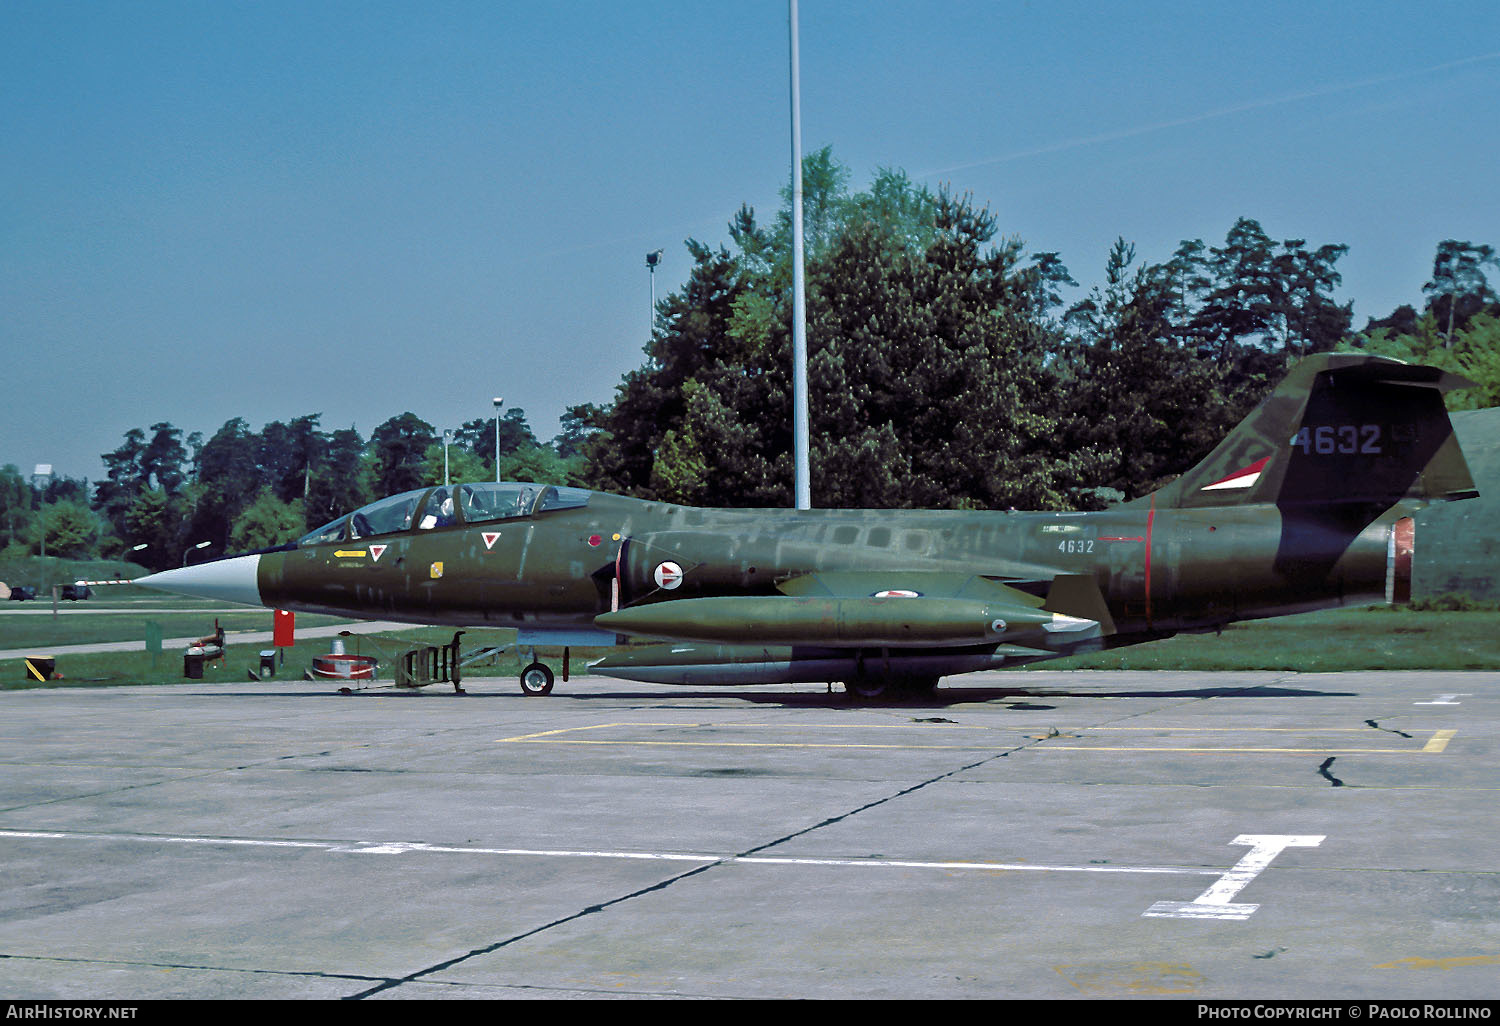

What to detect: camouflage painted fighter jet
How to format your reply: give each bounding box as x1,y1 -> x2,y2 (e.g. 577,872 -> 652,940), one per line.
142,353 -> 1477,697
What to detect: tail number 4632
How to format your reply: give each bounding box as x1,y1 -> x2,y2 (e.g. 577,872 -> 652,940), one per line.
1294,424 -> 1381,456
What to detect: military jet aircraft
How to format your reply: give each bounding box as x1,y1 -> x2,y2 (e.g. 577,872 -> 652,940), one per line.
142,353 -> 1477,698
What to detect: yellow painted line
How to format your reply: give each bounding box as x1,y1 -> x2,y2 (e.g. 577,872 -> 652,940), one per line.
1054,962 -> 1204,995
496,721 -> 1029,751
1423,729 -> 1457,753
506,739 -> 1025,750
495,722 -> 1456,754
1037,746 -> 1435,754
1088,726 -> 1409,732
496,723 -> 626,743
1375,954 -> 1500,971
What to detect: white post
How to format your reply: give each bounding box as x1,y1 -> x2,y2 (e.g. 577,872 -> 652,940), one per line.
788,0 -> 811,510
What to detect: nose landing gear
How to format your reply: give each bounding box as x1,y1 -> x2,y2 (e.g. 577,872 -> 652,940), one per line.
520,661 -> 555,696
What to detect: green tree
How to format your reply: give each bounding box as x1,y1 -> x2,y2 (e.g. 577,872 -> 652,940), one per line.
1424,240 -> 1499,348
552,403 -> 603,459
369,413 -> 436,495
140,422 -> 189,494
421,441 -> 490,488
187,418 -> 262,549
0,465 -> 36,551
454,409 -> 537,470
306,427 -> 370,524
34,499 -> 101,558
587,236 -> 751,498
499,445 -> 584,487
259,415 -> 326,503
807,190 -> 1090,509
123,488 -> 187,569
230,488 -> 306,551
595,155 -> 1098,510
95,427 -> 147,538
1061,239 -> 1225,501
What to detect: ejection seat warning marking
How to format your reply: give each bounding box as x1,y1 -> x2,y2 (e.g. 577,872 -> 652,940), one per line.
1143,834 -> 1323,921
482,532 -> 500,550
369,544 -> 387,562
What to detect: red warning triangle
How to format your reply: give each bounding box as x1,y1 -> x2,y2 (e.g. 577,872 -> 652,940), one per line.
369,544 -> 388,562
482,532 -> 501,550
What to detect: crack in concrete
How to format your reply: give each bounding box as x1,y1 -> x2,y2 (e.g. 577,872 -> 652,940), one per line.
345,679 -> 1303,998
345,727 -> 1050,999
1317,756 -> 1345,787
0,950 -> 387,985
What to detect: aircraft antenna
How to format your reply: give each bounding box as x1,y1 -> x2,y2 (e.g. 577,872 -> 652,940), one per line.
788,0 -> 811,509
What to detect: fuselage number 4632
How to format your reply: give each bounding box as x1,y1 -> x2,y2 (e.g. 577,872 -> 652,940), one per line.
1293,424 -> 1381,456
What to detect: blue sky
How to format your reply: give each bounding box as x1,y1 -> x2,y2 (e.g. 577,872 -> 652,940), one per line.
4,1 -> 1498,483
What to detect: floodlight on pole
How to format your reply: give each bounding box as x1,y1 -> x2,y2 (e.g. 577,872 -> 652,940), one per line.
492,397 -> 505,483
443,429 -> 452,487
183,540 -> 211,567
646,250 -> 663,334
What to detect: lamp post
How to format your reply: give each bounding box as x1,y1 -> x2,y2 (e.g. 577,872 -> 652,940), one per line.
646,249 -> 663,333
443,429 -> 452,486
183,540 -> 211,567
492,397 -> 504,483
787,0 -> 810,509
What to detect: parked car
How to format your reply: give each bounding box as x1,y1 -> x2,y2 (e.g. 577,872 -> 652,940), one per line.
59,584 -> 91,601
8,586 -> 38,601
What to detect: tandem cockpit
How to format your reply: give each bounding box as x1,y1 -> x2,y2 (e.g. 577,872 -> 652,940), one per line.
297,482 -> 593,546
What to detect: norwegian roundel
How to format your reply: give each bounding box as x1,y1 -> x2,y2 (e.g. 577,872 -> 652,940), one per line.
872,589 -> 920,598
653,561 -> 684,590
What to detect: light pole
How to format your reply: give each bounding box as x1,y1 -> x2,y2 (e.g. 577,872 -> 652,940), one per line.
787,0 -> 810,509
646,249 -> 663,333
443,429 -> 452,486
492,397 -> 504,483
183,540 -> 210,567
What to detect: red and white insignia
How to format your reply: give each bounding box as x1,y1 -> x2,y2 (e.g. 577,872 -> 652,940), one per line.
369,544 -> 388,562
1202,457 -> 1269,491
482,532 -> 501,550
872,589 -> 920,598
653,561 -> 684,590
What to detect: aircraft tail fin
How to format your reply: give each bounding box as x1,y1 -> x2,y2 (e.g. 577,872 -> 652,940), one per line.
1136,353 -> 1478,511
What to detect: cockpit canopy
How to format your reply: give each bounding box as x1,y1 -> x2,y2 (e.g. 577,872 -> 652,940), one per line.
297,482 -> 591,547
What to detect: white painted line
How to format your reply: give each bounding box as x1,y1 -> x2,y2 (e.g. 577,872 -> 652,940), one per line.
0,828 -> 1221,878
1143,834 -> 1324,921
1414,694 -> 1470,705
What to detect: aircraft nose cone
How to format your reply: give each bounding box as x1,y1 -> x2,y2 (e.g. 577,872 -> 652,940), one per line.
139,554 -> 264,606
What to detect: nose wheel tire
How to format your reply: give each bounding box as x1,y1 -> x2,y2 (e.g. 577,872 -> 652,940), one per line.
520,662 -> 555,696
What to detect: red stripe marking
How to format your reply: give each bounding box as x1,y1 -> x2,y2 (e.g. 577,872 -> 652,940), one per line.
1204,456 -> 1269,489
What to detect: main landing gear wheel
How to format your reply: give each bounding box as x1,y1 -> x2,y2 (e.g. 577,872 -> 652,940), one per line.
844,675 -> 940,702
845,677 -> 890,701
519,661 -> 555,696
